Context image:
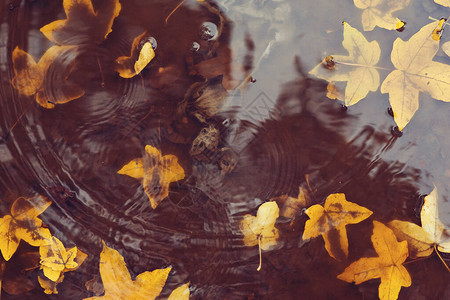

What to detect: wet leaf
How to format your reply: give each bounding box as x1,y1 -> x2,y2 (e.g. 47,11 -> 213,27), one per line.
353,0 -> 410,31
11,46 -> 85,109
168,282 -> 190,299
240,201 -> 279,271
309,22 -> 380,106
39,236 -> 86,282
39,274 -> 64,294
302,193 -> 373,260
381,20 -> 450,130
83,241 -> 171,300
338,221 -> 411,300
40,0 -> 121,45
435,0 -> 450,7
388,186 -> 450,259
118,146 -> 185,209
0,196 -> 52,261
115,32 -> 156,78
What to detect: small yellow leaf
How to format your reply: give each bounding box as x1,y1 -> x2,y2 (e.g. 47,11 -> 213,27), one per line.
118,146 -> 185,209
302,193 -> 372,260
353,0 -> 410,31
309,22 -> 380,106
0,196 -> 52,261
39,236 -> 79,282
83,241 -> 171,300
168,283 -> 190,300
115,32 -> 156,78
338,221 -> 411,300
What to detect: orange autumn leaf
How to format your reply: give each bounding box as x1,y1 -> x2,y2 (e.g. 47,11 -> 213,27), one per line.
115,32 -> 156,78
40,0 -> 121,45
0,196 -> 52,261
83,241 -> 171,300
11,46 -> 85,108
118,145 -> 185,209
338,221 -> 411,300
302,193 -> 372,260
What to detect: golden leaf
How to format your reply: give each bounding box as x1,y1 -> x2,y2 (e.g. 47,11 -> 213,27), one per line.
380,20 -> 450,130
118,145 -> 185,209
302,193 -> 372,260
338,221 -> 411,300
115,32 -> 156,78
168,283 -> 190,299
435,0 -> 450,7
240,201 -> 279,271
11,46 -> 85,109
353,0 -> 410,31
0,196 -> 52,261
388,186 -> 450,265
40,0 -> 121,45
83,241 -> 171,300
309,22 -> 380,106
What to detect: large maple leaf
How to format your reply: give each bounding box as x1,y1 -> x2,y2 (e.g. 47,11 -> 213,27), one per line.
381,20 -> 450,130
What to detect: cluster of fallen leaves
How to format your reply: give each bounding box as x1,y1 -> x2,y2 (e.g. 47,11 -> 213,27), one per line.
239,186 -> 450,300
309,0 -> 450,131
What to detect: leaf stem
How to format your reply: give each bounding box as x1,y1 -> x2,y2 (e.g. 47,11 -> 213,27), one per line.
334,61 -> 392,71
434,244 -> 450,272
165,0 -> 187,25
257,236 -> 262,271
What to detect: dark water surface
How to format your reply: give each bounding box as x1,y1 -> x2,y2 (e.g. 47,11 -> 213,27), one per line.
1,0 -> 450,299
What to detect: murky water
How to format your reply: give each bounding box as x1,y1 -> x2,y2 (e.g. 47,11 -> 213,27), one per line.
1,0 -> 450,299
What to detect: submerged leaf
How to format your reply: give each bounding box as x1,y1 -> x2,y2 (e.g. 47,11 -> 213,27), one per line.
309,22 -> 380,106
353,0 -> 410,31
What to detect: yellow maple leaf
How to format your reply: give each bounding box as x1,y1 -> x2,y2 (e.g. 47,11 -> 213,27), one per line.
40,0 -> 121,45
240,201 -> 279,271
381,20 -> 450,130
83,241 -> 171,300
302,193 -> 373,260
11,46 -> 85,109
388,186 -> 450,269
168,283 -> 190,299
309,22 -> 380,106
353,0 -> 410,31
435,0 -> 450,7
118,145 -> 185,209
0,195 -> 52,261
115,32 -> 156,78
338,221 -> 411,300
39,236 -> 86,282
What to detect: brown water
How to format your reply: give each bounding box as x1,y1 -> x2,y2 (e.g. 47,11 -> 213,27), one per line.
1,0 -> 450,299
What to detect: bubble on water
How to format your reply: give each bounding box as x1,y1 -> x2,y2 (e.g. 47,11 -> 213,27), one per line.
199,22 -> 218,41
191,42 -> 200,52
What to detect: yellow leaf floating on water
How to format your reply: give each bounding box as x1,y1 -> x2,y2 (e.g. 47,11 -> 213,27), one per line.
11,46 -> 85,108
435,0 -> 450,7
168,283 -> 190,300
381,20 -> 450,130
353,0 -> 410,31
338,221 -> 411,300
115,32 -> 156,78
302,193 -> 372,261
240,201 -> 279,271
118,145 -> 185,209
388,186 -> 450,268
0,196 -> 52,261
309,22 -> 380,106
83,241 -> 171,300
40,0 -> 121,45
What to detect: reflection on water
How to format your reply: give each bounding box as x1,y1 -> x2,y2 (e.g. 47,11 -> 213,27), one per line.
1,0 -> 450,299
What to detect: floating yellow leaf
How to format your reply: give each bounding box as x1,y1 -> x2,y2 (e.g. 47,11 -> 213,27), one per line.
353,0 -> 410,31
168,283 -> 190,300
115,32 -> 156,78
83,241 -> 171,300
240,201 -> 279,271
302,193 -> 372,260
11,46 -> 85,109
338,221 -> 411,300
40,0 -> 121,45
309,22 -> 380,106
118,145 -> 185,209
39,236 -> 86,282
381,20 -> 450,130
388,186 -> 450,267
435,0 -> 450,7
0,196 -> 52,261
